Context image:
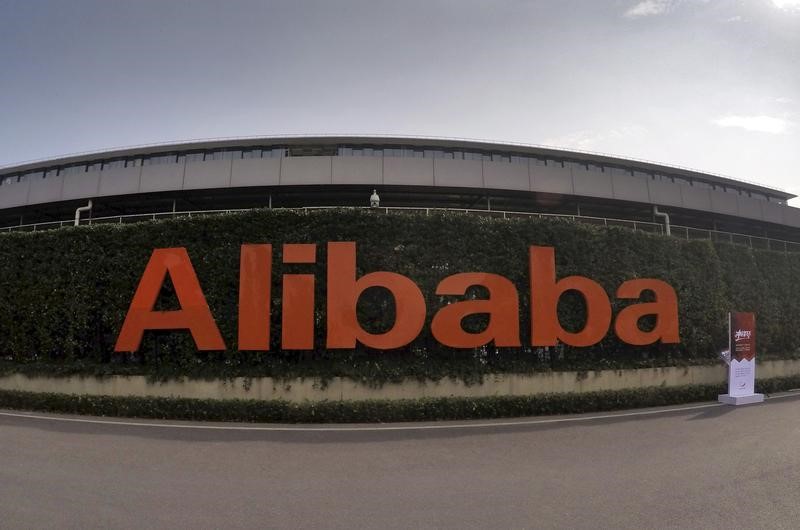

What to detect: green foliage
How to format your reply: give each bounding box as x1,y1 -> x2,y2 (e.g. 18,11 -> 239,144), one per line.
0,209 -> 797,381
1,376 -> 798,422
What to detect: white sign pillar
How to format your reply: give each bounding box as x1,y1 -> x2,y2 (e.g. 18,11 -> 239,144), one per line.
719,312 -> 764,405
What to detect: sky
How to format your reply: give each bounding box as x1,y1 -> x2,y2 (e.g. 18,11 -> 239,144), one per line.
0,0 -> 798,202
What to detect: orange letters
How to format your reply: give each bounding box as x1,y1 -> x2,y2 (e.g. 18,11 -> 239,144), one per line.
326,242 -> 426,349
114,243 -> 680,352
530,246 -> 612,347
115,247 -> 225,352
431,273 -> 520,348
614,279 -> 680,345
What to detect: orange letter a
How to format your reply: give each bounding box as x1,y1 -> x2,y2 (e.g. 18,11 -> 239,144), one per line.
114,248 -> 226,352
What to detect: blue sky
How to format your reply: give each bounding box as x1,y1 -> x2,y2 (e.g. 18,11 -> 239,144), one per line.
1,0 -> 798,201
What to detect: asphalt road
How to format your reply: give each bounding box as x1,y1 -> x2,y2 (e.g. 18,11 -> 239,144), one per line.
2,396 -> 800,529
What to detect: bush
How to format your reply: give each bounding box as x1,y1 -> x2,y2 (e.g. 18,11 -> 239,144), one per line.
1,375 -> 797,423
0,209 -> 797,381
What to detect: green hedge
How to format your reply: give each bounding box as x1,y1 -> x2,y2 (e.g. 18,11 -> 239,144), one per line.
2,375 -> 799,423
0,209 -> 798,381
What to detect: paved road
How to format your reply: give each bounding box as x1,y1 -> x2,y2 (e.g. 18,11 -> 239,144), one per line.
2,396 -> 800,529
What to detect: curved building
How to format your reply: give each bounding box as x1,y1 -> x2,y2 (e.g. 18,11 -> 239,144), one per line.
0,136 -> 797,244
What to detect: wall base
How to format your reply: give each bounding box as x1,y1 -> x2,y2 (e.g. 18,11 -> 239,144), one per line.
718,393 -> 765,405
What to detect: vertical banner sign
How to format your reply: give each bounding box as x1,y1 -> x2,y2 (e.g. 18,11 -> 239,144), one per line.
719,312 -> 763,405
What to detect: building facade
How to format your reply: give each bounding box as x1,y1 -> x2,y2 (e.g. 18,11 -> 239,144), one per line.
0,136 -> 797,243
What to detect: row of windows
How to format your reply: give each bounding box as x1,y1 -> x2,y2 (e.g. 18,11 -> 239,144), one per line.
0,145 -> 781,202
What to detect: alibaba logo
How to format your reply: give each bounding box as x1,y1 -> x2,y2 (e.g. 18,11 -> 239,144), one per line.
114,244 -> 681,352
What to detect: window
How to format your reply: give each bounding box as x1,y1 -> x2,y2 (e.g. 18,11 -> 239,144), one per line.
87,163 -> 102,172
510,155 -> 527,165
143,154 -> 176,166
102,159 -> 125,170
464,151 -> 489,161
59,165 -> 86,176
691,180 -> 712,189
242,149 -> 263,159
125,158 -> 141,168
185,153 -> 204,163
401,148 -> 424,158
204,150 -> 228,161
45,169 -> 58,178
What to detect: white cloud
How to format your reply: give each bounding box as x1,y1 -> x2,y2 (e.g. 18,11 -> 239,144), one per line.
544,125 -> 647,151
775,97 -> 793,104
771,0 -> 800,10
624,0 -> 672,18
713,115 -> 790,134
725,15 -> 742,22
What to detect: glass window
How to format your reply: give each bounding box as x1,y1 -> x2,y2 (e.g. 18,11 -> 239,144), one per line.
45,169 -> 58,178
338,147 -> 352,156
510,155 -> 527,164
244,149 -> 263,159
531,157 -> 546,166
143,154 -> 176,166
268,147 -> 286,158
87,163 -> 102,172
102,159 -> 125,170
125,158 -> 141,168
59,165 -> 86,176
185,153 -> 203,163
491,154 -> 510,163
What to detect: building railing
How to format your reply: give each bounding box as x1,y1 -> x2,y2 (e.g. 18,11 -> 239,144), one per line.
3,206 -> 800,253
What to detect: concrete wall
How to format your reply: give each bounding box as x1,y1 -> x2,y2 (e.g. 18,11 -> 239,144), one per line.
3,154 -> 799,230
2,360 -> 799,403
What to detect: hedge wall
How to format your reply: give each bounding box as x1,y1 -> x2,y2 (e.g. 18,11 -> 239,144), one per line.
0,209 -> 798,381
2,377 -> 799,423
